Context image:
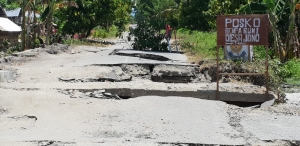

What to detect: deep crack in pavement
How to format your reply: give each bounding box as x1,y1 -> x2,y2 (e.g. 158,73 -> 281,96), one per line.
0,42 -> 299,145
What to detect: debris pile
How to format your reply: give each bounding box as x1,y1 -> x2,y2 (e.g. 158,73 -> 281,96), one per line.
0,44 -> 69,65
58,89 -> 122,100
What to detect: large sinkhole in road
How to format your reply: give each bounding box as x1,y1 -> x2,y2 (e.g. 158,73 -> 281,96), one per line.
58,87 -> 273,107
57,63 -> 274,104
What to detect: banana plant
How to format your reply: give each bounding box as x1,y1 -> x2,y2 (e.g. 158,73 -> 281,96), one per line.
240,0 -> 300,61
40,0 -> 55,45
263,0 -> 286,62
40,0 -> 77,45
21,0 -> 35,50
285,0 -> 300,61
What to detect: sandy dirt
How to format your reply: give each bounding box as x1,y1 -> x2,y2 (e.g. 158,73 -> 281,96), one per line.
0,42 -> 300,146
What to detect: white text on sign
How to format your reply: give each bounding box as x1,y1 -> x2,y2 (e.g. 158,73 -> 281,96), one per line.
225,18 -> 261,45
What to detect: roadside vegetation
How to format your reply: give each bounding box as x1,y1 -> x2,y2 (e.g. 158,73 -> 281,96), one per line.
0,0 -> 132,51
63,25 -> 121,46
177,28 -> 300,86
131,0 -> 300,95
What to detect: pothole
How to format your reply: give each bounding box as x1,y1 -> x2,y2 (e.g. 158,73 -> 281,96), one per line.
225,101 -> 262,108
58,76 -> 132,83
110,49 -> 170,61
9,115 -> 37,121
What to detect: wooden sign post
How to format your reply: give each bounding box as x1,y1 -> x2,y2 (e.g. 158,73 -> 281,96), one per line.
216,14 -> 270,100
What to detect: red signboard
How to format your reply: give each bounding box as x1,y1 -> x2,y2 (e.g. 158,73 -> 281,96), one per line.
217,14 -> 269,46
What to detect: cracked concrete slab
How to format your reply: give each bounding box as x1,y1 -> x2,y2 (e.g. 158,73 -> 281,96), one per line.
0,43 -> 299,145
241,112 -> 300,141
0,70 -> 14,82
0,88 -> 245,145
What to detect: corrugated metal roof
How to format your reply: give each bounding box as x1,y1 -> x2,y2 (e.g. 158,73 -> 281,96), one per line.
5,8 -> 21,17
0,17 -> 21,32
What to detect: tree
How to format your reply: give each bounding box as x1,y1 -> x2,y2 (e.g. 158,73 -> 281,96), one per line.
21,0 -> 30,50
179,0 -> 210,31
283,0 -> 299,60
0,0 -> 7,6
243,0 -> 298,62
2,0 -> 19,10
130,0 -> 177,51
135,0 -> 178,30
202,0 -> 263,30
54,0 -> 132,37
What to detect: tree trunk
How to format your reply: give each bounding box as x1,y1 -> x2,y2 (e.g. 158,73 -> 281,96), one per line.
33,2 -> 37,47
285,0 -> 299,61
26,10 -> 31,49
21,2 -> 26,51
46,1 -> 53,45
269,12 -> 285,62
46,19 -> 52,45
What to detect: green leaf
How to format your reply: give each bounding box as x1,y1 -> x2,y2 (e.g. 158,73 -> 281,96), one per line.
40,6 -> 50,21
262,0 -> 275,10
239,2 -> 267,14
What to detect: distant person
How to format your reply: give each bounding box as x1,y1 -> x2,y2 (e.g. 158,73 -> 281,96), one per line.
165,24 -> 172,52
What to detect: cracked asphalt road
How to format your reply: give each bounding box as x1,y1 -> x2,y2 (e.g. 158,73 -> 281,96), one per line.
0,41 -> 299,146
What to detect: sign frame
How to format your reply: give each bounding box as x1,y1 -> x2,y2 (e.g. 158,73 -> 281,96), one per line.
217,14 -> 269,46
215,14 -> 270,101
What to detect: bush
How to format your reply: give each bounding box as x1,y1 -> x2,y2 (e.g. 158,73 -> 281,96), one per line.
0,39 -> 11,52
253,46 -> 276,61
268,58 -> 300,87
91,25 -> 119,39
6,45 -> 20,55
92,28 -> 108,38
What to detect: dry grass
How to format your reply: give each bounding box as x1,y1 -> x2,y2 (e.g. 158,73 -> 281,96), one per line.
184,51 -> 205,64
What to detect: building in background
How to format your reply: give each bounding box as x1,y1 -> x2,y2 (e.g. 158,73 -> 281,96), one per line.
0,17 -> 22,46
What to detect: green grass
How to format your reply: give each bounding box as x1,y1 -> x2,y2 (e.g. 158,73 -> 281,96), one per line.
92,25 -> 119,39
63,39 -> 91,46
286,78 -> 300,85
279,58 -> 300,85
176,29 -> 219,61
63,39 -> 105,47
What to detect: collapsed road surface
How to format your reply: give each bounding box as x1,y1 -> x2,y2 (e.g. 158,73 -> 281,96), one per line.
0,41 -> 299,146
